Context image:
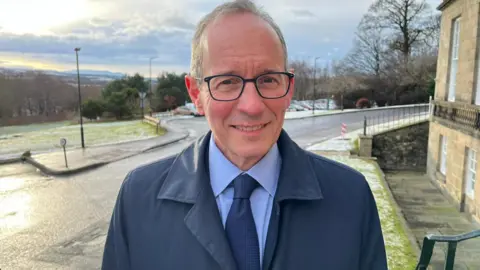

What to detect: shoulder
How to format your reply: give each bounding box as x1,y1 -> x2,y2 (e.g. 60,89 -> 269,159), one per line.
304,150 -> 371,198
119,154 -> 177,199
306,150 -> 365,181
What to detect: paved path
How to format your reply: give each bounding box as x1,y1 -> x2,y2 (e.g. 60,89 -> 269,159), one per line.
31,129 -> 188,174
385,171 -> 480,269
1,125 -> 189,175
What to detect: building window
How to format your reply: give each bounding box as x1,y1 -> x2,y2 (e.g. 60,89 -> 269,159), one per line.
475,56 -> 480,104
448,17 -> 461,102
465,148 -> 477,198
440,135 -> 448,175
475,20 -> 480,105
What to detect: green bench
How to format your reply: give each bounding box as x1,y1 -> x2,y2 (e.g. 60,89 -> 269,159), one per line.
415,229 -> 480,270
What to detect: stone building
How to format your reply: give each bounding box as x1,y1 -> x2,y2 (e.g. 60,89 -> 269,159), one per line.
428,0 -> 480,223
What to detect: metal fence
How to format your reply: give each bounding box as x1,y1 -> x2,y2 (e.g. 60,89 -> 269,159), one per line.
433,100 -> 480,132
364,104 -> 430,136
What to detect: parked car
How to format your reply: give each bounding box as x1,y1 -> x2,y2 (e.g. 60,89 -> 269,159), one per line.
287,104 -> 298,112
291,104 -> 306,111
173,105 -> 202,116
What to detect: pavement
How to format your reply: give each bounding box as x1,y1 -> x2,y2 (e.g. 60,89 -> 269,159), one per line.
385,171 -> 480,269
0,120 -> 190,176
308,131 -> 418,269
284,103 -> 428,120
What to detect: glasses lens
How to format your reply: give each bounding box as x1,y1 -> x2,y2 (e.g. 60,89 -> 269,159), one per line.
256,73 -> 290,98
209,75 -> 243,100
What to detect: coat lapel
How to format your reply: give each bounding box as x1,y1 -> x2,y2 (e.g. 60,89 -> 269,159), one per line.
184,183 -> 237,270
263,130 -> 324,270
157,129 -> 324,270
157,131 -> 237,270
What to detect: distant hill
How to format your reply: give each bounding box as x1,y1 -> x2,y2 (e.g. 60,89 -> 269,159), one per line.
0,67 -> 125,78
60,69 -> 126,78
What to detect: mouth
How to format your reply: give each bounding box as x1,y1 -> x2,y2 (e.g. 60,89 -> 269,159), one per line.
231,122 -> 269,132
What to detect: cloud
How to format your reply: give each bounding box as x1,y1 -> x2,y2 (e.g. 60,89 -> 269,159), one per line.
0,0 -> 441,74
291,9 -> 317,19
0,8 -> 195,66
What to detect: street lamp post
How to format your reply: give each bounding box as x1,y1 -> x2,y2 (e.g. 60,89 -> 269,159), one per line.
312,56 -> 321,115
149,57 -> 157,94
148,57 -> 157,116
74,47 -> 85,149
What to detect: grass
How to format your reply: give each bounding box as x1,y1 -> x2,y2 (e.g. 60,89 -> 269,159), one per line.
0,120 -> 165,156
316,154 -> 418,269
0,121 -> 71,136
351,137 -> 360,155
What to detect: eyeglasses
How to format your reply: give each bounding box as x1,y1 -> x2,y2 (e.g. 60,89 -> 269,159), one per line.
200,71 -> 294,101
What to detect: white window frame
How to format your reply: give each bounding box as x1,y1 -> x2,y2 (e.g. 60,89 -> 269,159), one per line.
465,148 -> 477,198
440,135 -> 448,175
475,27 -> 480,104
475,55 -> 480,104
448,17 -> 461,102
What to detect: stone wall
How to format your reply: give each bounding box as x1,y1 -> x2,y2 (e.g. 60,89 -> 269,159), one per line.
372,121 -> 429,171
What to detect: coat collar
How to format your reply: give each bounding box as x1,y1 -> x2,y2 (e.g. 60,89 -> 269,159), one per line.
157,129 -> 323,203
156,129 -> 323,270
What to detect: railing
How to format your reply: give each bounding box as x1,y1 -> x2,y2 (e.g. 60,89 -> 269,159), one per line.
415,230 -> 480,270
143,115 -> 163,134
363,104 -> 430,135
432,100 -> 480,132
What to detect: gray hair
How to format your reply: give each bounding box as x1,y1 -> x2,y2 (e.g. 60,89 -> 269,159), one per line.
190,0 -> 288,79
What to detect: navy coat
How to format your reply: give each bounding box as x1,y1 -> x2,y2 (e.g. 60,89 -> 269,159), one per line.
102,130 -> 388,270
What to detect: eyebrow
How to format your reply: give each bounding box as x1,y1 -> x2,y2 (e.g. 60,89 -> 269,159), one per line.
214,68 -> 283,76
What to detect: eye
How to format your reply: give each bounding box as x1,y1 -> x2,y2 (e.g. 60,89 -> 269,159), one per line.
211,76 -> 242,90
258,74 -> 281,86
219,77 -> 240,85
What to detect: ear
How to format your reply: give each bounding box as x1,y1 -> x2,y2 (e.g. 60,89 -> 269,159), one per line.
287,68 -> 295,102
185,75 -> 205,115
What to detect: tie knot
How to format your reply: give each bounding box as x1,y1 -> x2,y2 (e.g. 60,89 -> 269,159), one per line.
233,173 -> 258,199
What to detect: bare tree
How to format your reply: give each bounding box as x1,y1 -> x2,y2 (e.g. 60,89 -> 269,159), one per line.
366,0 -> 434,67
289,59 -> 314,100
344,15 -> 387,77
0,71 -> 78,121
419,13 -> 441,55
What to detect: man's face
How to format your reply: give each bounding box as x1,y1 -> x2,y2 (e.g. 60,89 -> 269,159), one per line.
186,13 -> 294,167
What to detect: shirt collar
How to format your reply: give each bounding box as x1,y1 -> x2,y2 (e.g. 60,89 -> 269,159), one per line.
208,135 -> 281,197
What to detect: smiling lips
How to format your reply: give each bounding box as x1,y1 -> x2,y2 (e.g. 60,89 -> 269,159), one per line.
231,123 -> 269,132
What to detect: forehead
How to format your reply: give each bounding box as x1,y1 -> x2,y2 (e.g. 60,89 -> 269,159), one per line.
203,12 -> 285,75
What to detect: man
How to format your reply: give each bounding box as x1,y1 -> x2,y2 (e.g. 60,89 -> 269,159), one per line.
102,0 -> 388,269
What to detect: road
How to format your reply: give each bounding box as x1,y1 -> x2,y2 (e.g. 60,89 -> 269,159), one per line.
0,107 -> 427,269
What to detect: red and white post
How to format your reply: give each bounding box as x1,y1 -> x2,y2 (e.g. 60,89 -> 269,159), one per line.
341,123 -> 347,139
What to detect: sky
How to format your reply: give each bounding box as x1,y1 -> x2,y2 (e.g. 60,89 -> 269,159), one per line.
0,0 -> 441,77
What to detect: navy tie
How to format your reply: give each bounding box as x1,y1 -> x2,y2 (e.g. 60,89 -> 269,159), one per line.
225,173 -> 261,270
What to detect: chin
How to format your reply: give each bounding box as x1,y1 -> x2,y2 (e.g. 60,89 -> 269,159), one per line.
231,138 -> 273,158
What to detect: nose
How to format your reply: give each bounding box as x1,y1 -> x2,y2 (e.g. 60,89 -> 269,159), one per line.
236,81 -> 265,116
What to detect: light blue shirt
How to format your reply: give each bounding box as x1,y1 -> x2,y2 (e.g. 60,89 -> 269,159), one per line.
208,135 -> 281,266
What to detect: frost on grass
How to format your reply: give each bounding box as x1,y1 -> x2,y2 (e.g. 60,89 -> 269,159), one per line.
326,155 -> 417,270
0,120 -> 163,155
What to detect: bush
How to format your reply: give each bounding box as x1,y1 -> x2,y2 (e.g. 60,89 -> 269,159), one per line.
82,99 -> 105,120
104,90 -> 133,120
356,98 -> 371,109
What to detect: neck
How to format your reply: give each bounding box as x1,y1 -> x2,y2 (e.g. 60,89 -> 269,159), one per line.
213,138 -> 267,171
228,153 -> 263,171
